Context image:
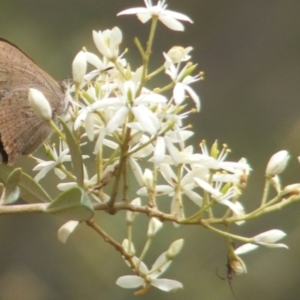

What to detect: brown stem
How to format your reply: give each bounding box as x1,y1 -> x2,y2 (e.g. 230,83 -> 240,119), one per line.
86,219 -> 136,270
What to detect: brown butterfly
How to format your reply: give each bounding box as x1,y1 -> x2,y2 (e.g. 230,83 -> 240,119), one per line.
0,38 -> 70,164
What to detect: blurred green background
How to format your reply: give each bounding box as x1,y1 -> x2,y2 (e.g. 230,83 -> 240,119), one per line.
1,0 -> 300,299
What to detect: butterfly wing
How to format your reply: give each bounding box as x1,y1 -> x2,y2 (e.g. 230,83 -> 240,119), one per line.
0,38 -> 67,164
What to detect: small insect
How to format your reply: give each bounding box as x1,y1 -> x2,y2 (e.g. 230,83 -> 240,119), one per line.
216,257 -> 239,300
0,38 -> 70,164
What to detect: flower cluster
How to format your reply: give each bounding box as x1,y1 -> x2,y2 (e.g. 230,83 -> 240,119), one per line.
21,0 -> 299,296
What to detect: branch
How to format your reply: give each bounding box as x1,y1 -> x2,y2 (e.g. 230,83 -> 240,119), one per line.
86,219 -> 137,271
0,203 -> 48,214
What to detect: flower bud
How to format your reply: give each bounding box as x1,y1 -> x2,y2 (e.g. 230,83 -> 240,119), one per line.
122,239 -> 136,256
72,50 -> 87,84
143,169 -> 153,190
282,183 -> 300,196
266,150 -> 290,176
28,88 -> 52,121
166,239 -> 184,259
147,218 -> 163,237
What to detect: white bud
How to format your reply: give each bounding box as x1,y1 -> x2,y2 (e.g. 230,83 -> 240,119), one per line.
122,239 -> 136,256
28,88 -> 52,121
72,50 -> 87,84
282,183 -> 300,196
266,150 -> 290,176
147,218 -> 163,237
143,169 -> 153,190
166,239 -> 184,259
57,220 -> 79,243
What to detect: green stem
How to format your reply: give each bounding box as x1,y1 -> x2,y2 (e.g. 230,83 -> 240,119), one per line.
147,65 -> 165,79
206,224 -> 251,243
48,120 -> 66,141
260,178 -> 270,206
181,200 -> 215,223
137,237 -> 153,269
136,16 -> 158,97
154,82 -> 175,94
133,37 -> 146,60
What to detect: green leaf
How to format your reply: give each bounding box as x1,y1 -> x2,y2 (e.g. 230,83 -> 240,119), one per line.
59,117 -> 84,187
46,187 -> 94,221
4,168 -> 22,203
4,187 -> 20,204
0,183 -> 4,196
0,165 -> 52,203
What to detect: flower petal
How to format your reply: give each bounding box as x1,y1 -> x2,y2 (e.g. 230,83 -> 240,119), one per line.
234,243 -> 259,255
151,278 -> 183,292
116,275 -> 144,289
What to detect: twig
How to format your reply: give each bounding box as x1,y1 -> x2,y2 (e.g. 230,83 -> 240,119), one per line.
86,219 -> 136,270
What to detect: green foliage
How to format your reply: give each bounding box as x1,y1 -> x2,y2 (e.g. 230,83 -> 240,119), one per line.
0,165 -> 52,203
59,117 -> 84,187
46,187 -> 94,221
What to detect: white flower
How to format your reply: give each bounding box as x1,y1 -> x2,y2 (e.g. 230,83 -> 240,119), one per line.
33,142 -> 72,181
210,158 -> 251,186
93,27 -> 122,59
194,177 -> 242,215
150,164 -> 201,201
164,55 -> 200,111
266,150 -> 290,176
235,229 -> 288,255
173,75 -> 201,111
28,88 -> 52,121
153,131 -> 194,166
116,255 -> 182,292
118,0 -> 193,31
192,142 -> 251,186
74,80 -> 167,141
138,164 -> 202,221
196,141 -> 230,170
